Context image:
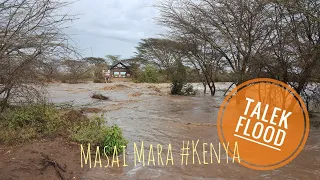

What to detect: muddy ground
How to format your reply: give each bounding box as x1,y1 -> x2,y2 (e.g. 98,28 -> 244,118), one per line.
0,138 -> 89,180
0,82 -> 319,180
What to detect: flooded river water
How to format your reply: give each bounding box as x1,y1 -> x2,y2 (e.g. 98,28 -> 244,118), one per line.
47,82 -> 320,180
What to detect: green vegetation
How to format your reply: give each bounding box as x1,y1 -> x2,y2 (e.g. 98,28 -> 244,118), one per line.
71,115 -> 128,155
170,60 -> 187,95
144,65 -> 160,83
0,104 -> 128,155
135,38 -> 190,95
70,115 -> 108,146
84,57 -> 109,83
0,104 -> 63,144
134,65 -> 161,83
103,125 -> 128,155
105,55 -> 121,65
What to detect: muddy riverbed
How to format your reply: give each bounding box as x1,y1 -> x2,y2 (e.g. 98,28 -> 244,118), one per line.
46,82 -> 320,180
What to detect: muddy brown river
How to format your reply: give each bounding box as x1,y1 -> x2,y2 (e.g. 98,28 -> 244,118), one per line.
47,82 -> 320,180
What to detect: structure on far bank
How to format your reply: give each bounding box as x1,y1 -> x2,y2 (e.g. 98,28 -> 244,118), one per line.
110,62 -> 131,78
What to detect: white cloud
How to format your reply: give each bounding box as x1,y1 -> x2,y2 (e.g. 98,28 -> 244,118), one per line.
63,0 -> 164,58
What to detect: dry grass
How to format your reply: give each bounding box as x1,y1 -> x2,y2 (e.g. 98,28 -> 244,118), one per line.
111,78 -> 132,82
61,109 -> 89,125
147,85 -> 162,93
100,84 -> 130,91
80,107 -> 104,113
64,89 -> 89,93
129,92 -> 142,97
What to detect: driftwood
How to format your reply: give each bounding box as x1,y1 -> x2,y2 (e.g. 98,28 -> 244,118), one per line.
41,153 -> 67,180
91,93 -> 110,100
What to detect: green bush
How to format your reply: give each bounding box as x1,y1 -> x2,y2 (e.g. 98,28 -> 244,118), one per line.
170,60 -> 187,95
71,115 -> 108,146
0,104 -> 129,153
8,105 -> 59,129
0,104 -> 63,144
103,125 -> 128,155
71,115 -> 128,156
134,65 -> 160,83
144,65 -> 159,83
171,81 -> 185,95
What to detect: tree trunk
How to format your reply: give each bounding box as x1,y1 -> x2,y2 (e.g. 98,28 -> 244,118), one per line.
203,81 -> 207,94
208,81 -> 216,96
0,89 -> 11,112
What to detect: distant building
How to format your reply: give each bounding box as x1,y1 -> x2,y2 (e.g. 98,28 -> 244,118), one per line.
110,62 -> 131,78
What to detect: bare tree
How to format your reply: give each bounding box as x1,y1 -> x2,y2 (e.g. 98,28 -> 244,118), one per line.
84,57 -> 108,82
39,59 -> 61,82
181,38 -> 222,96
0,0 -> 77,110
62,59 -> 91,84
266,0 -> 320,95
157,0 -> 272,86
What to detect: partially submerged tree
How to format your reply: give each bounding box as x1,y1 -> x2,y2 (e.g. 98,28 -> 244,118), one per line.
136,38 -> 188,94
156,0 -> 320,102
155,0 -> 272,96
184,40 -> 222,96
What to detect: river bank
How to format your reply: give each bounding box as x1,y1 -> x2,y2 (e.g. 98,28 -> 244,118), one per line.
1,82 -> 319,179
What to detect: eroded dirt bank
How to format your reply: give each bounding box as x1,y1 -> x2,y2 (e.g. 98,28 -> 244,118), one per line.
1,82 -> 319,180
0,138 -> 89,180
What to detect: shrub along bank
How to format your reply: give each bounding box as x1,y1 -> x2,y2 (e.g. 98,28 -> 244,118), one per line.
0,104 -> 128,156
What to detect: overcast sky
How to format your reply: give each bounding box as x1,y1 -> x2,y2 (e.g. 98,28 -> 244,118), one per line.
64,0 -> 163,59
